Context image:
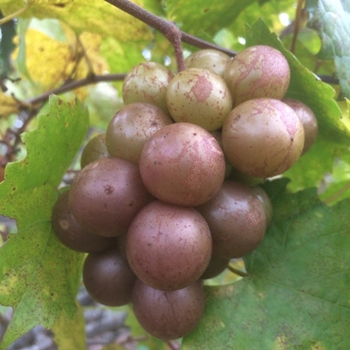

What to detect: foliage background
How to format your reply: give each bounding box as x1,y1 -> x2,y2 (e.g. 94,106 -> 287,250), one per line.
0,0 -> 349,349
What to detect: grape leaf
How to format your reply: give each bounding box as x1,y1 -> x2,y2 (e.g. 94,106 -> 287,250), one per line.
52,303 -> 86,350
308,0 -> 350,99
0,96 -> 89,349
0,0 -> 154,43
163,0 -> 257,40
244,19 -> 350,191
0,93 -> 20,118
182,179 -> 350,349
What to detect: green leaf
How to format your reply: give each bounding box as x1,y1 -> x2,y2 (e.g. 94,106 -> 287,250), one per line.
245,19 -> 350,190
164,0 -> 257,40
0,96 -> 89,349
308,0 -> 350,99
225,0 -> 297,51
100,37 -> 145,78
182,179 -> 350,349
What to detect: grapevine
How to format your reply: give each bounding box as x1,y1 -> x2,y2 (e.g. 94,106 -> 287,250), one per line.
51,43 -> 318,340
0,1 -> 350,349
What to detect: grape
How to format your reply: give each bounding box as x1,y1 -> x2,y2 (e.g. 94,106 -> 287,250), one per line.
106,102 -> 173,165
80,133 -> 109,169
132,279 -> 205,340
116,233 -> 127,260
83,247 -> 136,306
251,185 -> 273,226
122,62 -> 173,112
184,49 -> 231,77
51,191 -> 115,252
69,157 -> 154,237
283,98 -> 318,154
139,122 -> 226,206
227,166 -> 264,186
210,130 -> 233,179
126,200 -> 212,291
197,180 -> 266,258
222,98 -> 305,178
166,68 -> 232,131
223,45 -> 290,107
200,255 -> 230,280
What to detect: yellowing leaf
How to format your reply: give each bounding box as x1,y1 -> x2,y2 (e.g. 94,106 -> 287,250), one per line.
0,0 -> 153,43
12,25 -> 109,98
75,32 -> 109,77
13,28 -> 73,89
65,31 -> 110,100
52,303 -> 86,350
0,93 -> 19,118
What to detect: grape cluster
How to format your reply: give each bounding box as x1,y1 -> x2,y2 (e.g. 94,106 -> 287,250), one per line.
51,45 -> 318,340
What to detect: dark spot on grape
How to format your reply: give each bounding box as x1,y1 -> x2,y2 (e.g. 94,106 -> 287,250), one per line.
104,185 -> 114,194
203,8 -> 210,12
193,133 -> 197,136
234,114 -> 241,122
128,201 -> 134,207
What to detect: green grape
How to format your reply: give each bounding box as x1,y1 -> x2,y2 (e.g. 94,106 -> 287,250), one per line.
185,49 -> 231,77
166,68 -> 232,131
122,62 -> 173,112
80,133 -> 109,169
106,102 -> 173,165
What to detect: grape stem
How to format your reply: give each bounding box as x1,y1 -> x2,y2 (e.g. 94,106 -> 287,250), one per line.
26,73 -> 126,107
0,3 -> 31,25
290,0 -> 305,54
104,0 -> 237,72
227,264 -> 248,277
0,73 -> 126,168
323,180 -> 350,205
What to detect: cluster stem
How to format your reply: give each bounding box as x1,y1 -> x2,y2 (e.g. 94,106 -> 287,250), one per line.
105,0 -> 237,72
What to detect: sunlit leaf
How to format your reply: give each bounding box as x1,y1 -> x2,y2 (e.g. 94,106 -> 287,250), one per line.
0,0 -> 154,43
308,0 -> 350,99
13,28 -> 73,89
12,20 -> 109,95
